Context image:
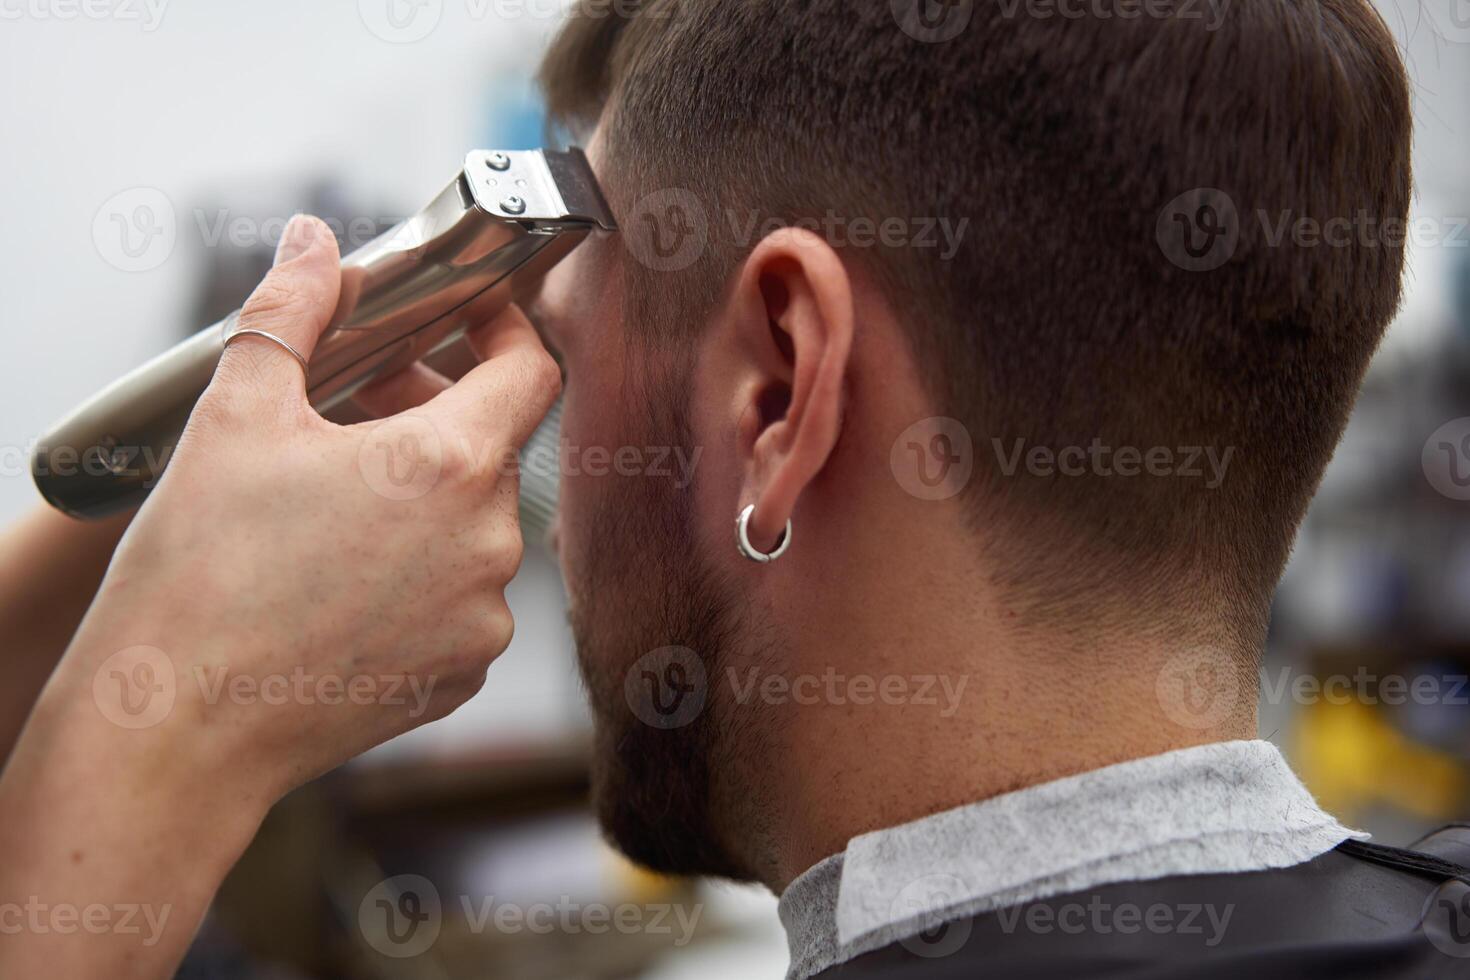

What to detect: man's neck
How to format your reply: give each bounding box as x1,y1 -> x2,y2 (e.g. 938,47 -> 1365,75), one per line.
724,520 -> 1260,893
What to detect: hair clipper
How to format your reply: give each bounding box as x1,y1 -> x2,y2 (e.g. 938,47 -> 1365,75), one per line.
31,148 -> 614,537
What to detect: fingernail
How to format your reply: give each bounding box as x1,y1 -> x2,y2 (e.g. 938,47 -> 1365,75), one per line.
275,215 -> 314,266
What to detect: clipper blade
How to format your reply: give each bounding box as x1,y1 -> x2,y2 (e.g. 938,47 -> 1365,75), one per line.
518,397 -> 562,551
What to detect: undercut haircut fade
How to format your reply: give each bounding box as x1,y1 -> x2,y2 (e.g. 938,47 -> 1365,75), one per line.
540,0 -> 1412,648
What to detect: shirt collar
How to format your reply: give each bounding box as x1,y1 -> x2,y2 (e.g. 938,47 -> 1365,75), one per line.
777,739 -> 1363,980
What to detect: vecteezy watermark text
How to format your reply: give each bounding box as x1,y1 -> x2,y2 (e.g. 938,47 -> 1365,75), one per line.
624,191 -> 972,272
1258,666 -> 1469,707
726,210 -> 970,260
192,666 -> 436,717
726,667 -> 969,718
1158,189 -> 1470,272
995,0 -> 1228,29
357,416 -> 704,502
623,648 -> 972,730
992,437 -> 1235,489
996,897 -> 1234,946
91,645 -> 437,730
358,875 -> 703,958
358,0 -> 684,44
0,0 -> 168,30
0,899 -> 171,947
1156,649 -> 1470,731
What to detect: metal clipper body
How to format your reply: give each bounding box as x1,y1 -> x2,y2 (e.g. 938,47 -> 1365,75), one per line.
31,148 -> 613,523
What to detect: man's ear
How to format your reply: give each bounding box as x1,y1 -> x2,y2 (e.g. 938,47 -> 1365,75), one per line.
727,228 -> 854,552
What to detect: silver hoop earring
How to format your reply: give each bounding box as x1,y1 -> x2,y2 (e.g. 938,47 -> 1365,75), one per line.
736,504 -> 792,563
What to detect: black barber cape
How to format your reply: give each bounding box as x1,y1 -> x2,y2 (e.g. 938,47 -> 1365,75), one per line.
815,825 -> 1470,979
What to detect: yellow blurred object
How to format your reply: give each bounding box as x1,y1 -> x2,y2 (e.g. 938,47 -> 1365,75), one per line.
1294,697 -> 1468,821
604,843 -> 688,904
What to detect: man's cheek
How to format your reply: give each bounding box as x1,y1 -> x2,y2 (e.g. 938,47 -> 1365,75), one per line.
553,459 -> 605,592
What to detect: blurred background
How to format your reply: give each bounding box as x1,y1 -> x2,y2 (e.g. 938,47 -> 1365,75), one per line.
0,1 -> 1466,977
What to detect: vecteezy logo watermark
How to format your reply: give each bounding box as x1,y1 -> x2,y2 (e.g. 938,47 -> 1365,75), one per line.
0,0 -> 169,30
1423,417 -> 1470,501
1417,0 -> 1470,45
92,647 -> 439,729
355,423 -> 704,503
359,876 -> 704,958
1255,211 -> 1470,250
357,415 -> 445,502
0,899 -> 172,947
625,188 -> 709,273
1163,658 -> 1468,723
520,441 -> 703,490
1156,187 -> 1239,272
93,187 -> 176,273
1257,666 -> 1468,708
892,0 -> 975,42
993,0 -> 1229,29
1425,880 -> 1470,959
996,898 -> 1234,947
624,646 -> 708,729
1159,189 -> 1470,272
891,874 -> 974,958
360,875 -> 442,959
23,438 -> 175,489
623,194 -> 970,272
993,438 -> 1235,488
726,210 -> 970,260
93,193 -> 408,273
1155,647 -> 1242,730
459,896 -> 702,945
726,668 -> 969,717
92,645 -> 176,730
357,0 -> 443,42
192,666 -> 437,717
891,417 -> 975,501
191,210 -> 401,254
356,0 -> 667,40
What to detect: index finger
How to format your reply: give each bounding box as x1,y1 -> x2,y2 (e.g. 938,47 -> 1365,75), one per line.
419,303 -> 563,450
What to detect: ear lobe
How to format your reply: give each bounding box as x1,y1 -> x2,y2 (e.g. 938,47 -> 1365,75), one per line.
736,228 -> 855,553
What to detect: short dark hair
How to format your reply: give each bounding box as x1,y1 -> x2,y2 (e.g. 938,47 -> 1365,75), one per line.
540,0 -> 1412,647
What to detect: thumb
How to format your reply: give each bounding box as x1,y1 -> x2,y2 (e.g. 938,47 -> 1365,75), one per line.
216,214 -> 342,402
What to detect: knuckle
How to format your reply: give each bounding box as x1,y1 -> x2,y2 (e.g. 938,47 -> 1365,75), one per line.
447,602 -> 514,673
492,525 -> 525,580
477,521 -> 524,583
514,348 -> 563,409
486,606 -> 516,653
533,350 -> 564,400
456,668 -> 491,703
423,676 -> 481,723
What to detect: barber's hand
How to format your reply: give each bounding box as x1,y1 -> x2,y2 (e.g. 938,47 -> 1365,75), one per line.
0,214 -> 562,980
61,214 -> 561,801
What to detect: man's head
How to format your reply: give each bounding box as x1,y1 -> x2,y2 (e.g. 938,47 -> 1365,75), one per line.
530,0 -> 1411,884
